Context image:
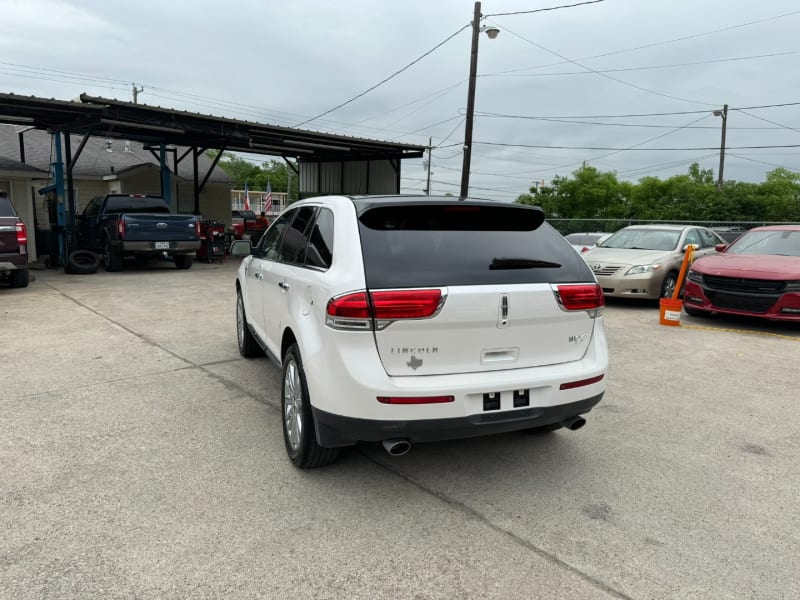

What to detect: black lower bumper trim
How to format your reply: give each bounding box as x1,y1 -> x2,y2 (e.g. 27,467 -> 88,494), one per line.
312,394 -> 604,447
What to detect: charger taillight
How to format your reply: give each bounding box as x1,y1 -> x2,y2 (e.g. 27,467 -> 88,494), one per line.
15,221 -> 27,246
117,219 -> 126,238
326,289 -> 443,330
555,284 -> 604,311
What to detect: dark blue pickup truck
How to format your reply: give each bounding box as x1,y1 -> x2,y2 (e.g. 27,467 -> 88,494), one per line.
76,194 -> 200,271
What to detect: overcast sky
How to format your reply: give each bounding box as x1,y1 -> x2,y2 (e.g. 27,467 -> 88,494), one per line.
2,0 -> 800,200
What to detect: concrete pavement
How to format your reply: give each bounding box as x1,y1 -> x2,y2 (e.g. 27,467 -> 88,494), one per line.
1,261 -> 797,599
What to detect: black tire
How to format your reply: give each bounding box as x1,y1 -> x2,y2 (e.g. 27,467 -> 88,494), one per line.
282,343 -> 340,469
102,240 -> 123,272
174,254 -> 193,270
660,271 -> 678,299
236,289 -> 263,358
7,268 -> 29,288
684,305 -> 708,318
66,250 -> 99,275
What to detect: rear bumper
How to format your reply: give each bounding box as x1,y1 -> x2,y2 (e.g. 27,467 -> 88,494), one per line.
0,259 -> 27,272
313,394 -> 603,446
113,240 -> 200,254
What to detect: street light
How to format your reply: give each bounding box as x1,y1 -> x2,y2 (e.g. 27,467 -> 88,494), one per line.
460,2 -> 499,199
713,104 -> 728,189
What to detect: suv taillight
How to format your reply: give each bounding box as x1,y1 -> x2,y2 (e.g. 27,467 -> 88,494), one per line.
326,289 -> 444,330
554,283 -> 604,311
195,220 -> 201,237
15,221 -> 27,246
117,219 -> 126,238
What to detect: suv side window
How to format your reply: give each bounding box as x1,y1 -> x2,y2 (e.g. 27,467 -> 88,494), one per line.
305,208 -> 334,270
699,228 -> 719,248
683,228 -> 701,249
278,207 -> 317,264
258,210 -> 295,260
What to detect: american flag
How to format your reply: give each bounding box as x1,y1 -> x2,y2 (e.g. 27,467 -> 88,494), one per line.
243,181 -> 251,211
264,181 -> 273,214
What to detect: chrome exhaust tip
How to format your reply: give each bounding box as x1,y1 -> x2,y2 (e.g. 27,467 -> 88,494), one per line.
382,438 -> 411,456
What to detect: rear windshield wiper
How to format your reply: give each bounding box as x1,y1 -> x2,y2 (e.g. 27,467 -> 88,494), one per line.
490,258 -> 561,270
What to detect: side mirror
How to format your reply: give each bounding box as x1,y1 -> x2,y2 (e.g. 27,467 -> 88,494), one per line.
714,243 -> 727,252
229,239 -> 253,257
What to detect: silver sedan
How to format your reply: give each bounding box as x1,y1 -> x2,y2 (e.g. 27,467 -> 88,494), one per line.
582,224 -> 726,299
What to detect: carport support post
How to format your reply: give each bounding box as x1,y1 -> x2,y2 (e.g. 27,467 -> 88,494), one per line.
63,132 -> 77,260
159,144 -> 172,207
192,147 -> 200,215
52,133 -> 66,266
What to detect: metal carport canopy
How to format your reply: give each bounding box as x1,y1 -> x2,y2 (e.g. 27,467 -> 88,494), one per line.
0,92 -> 426,162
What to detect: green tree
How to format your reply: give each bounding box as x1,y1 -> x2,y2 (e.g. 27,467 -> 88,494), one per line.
208,151 -> 299,202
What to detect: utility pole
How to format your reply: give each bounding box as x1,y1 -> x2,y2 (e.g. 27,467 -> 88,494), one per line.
131,83 -> 144,104
426,136 -> 432,195
460,2 -> 482,199
714,104 -> 728,189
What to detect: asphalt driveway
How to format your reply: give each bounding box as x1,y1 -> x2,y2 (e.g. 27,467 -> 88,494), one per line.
1,261 -> 798,599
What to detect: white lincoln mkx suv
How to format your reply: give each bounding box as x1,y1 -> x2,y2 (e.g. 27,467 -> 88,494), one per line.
232,195 -> 608,468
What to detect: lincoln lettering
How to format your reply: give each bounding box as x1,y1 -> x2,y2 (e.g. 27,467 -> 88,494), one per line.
390,347 -> 439,355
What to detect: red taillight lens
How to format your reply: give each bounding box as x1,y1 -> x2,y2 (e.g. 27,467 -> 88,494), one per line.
117,219 -> 126,238
370,289 -> 442,319
15,221 -> 27,246
377,395 -> 454,404
195,220 -> 201,237
560,374 -> 604,390
557,284 -> 604,311
327,292 -> 371,319
327,289 -> 444,330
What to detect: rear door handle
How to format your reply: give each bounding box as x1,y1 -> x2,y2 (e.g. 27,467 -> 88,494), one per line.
278,281 -> 290,290
254,272 -> 262,280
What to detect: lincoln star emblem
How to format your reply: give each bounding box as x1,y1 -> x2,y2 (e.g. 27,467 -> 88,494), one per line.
407,356 -> 423,370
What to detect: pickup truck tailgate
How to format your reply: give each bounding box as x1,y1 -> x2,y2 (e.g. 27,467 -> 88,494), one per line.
122,214 -> 197,242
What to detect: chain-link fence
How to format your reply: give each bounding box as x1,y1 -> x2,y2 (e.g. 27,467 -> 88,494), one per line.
547,218 -> 798,238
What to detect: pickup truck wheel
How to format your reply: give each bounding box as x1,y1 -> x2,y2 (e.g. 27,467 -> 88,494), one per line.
174,254 -> 193,270
236,290 -> 263,358
282,344 -> 341,469
102,241 -> 123,272
66,250 -> 100,275
7,268 -> 29,288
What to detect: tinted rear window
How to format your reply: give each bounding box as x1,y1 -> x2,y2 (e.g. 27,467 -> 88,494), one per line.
105,196 -> 169,214
0,194 -> 17,217
358,204 -> 591,287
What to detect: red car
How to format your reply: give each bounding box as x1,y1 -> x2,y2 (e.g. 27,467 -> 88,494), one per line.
684,225 -> 800,321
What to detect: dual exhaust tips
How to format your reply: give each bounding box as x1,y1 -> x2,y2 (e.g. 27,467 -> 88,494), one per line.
381,416 -> 587,457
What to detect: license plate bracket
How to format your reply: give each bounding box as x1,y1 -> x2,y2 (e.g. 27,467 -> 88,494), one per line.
154,241 -> 170,250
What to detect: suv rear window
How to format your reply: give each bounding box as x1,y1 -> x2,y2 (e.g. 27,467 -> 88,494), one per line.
357,203 -> 591,288
0,193 -> 17,217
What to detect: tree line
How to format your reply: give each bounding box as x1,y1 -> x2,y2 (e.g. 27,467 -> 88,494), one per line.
515,163 -> 800,223
208,151 -> 299,202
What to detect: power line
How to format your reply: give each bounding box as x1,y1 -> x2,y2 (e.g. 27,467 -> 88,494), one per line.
728,153 -> 798,172
495,23 -> 718,107
475,115 -> 782,130
734,109 -> 800,136
488,9 -> 800,77
485,0 -> 605,18
294,24 -> 470,127
475,141 -> 800,151
481,50 -> 800,79
473,101 -> 800,121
